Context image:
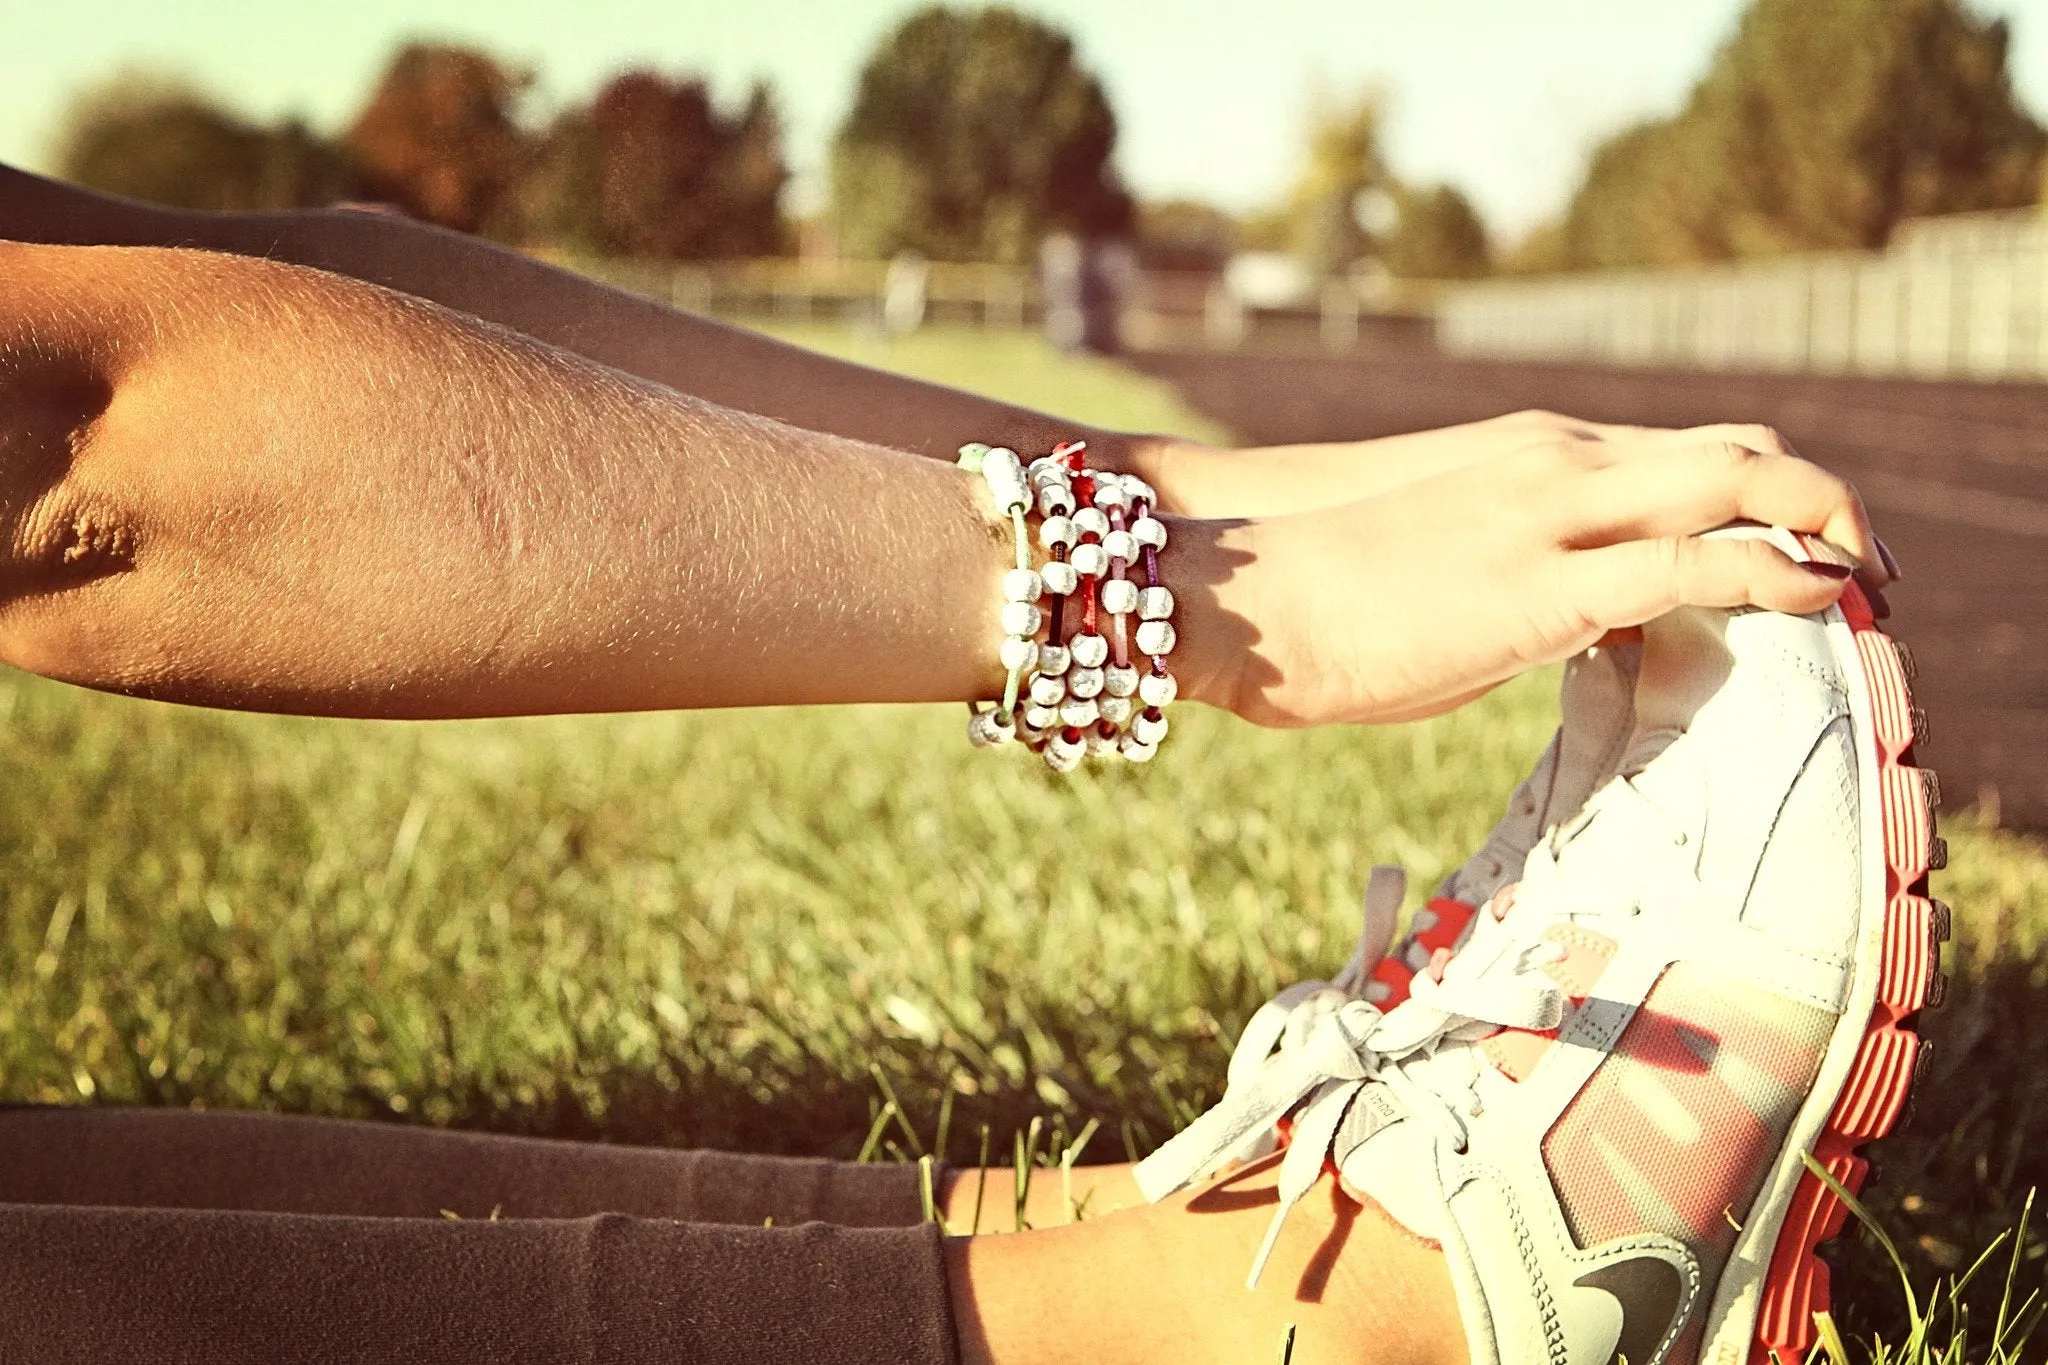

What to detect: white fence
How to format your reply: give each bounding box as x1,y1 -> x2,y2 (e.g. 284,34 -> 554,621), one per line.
1438,210 -> 2048,382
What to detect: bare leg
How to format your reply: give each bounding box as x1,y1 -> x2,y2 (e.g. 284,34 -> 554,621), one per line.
949,1155 -> 1466,1365
941,1162 -> 1147,1233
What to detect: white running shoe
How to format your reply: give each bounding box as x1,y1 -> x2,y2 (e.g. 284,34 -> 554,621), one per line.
1140,533 -> 1944,1365
1217,639 -> 1643,1141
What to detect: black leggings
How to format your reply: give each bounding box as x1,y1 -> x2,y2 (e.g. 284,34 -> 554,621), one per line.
0,1106 -> 959,1365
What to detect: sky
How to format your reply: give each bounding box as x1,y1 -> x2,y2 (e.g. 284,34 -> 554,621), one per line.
5,0 -> 2045,243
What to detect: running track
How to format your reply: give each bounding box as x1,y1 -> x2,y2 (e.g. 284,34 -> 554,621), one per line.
1136,350 -> 2048,829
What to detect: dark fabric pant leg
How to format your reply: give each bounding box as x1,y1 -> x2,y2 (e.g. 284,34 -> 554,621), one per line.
0,1201 -> 960,1365
0,1105 -> 929,1226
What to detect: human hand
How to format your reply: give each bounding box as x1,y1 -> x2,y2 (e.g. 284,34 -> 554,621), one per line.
1172,437 -> 1877,728
1147,412 -> 1895,588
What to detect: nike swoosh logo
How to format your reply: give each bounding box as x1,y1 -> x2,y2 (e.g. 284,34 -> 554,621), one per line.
1575,1256 -> 1685,1365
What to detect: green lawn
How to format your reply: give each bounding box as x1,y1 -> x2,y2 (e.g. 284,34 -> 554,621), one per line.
1,321 -> 2044,1359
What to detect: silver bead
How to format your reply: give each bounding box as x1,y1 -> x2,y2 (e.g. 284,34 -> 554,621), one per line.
1041,560 -> 1080,596
1099,694 -> 1135,726
1139,671 -> 1178,707
1022,703 -> 1061,730
1068,666 -> 1105,699
1003,568 -> 1043,603
999,636 -> 1038,672
1070,543 -> 1109,578
1103,529 -> 1138,563
981,449 -> 1029,516
1100,578 -> 1139,615
1070,633 -> 1109,669
1000,601 -> 1044,638
1040,516 -> 1076,551
1131,516 -> 1167,550
1027,457 -> 1063,484
1091,481 -> 1128,511
1119,736 -> 1159,763
1132,708 -> 1169,746
1085,727 -> 1119,756
1060,696 -> 1100,728
1029,673 -> 1068,707
1104,665 -> 1139,698
1073,507 -> 1111,539
967,709 -> 1017,748
1135,619 -> 1176,656
1037,643 -> 1072,675
1137,586 -> 1175,620
1120,475 -> 1158,507
1037,483 -> 1076,518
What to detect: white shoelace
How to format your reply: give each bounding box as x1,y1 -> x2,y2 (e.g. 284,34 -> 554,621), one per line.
1133,906 -> 1569,1288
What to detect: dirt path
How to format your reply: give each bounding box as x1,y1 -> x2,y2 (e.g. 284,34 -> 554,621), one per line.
1136,350 -> 2048,829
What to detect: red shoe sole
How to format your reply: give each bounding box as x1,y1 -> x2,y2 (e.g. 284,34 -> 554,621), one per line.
1749,584 -> 1945,1363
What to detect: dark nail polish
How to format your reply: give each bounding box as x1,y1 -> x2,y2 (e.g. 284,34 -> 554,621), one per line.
1876,538 -> 1904,582
1866,586 -> 1893,620
1802,562 -> 1854,580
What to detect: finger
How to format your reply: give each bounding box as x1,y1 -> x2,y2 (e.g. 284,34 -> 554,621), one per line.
1661,423 -> 1801,460
1563,535 -> 1853,629
1558,442 -> 1881,580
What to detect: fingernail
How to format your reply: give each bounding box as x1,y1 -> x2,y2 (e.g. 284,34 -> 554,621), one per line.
1875,538 -> 1904,582
1866,586 -> 1893,620
1802,562 -> 1854,580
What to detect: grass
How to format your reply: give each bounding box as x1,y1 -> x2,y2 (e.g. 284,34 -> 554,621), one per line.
2,321 -> 2046,1360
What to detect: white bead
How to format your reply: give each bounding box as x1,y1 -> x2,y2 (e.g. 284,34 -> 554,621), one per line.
1000,601 -> 1043,638
1100,578 -> 1138,615
1120,476 -> 1158,507
1133,708 -> 1169,746
1139,671 -> 1178,707
1044,731 -> 1086,773
1029,673 -> 1068,707
1103,529 -> 1138,562
1041,560 -> 1079,596
1091,481 -> 1128,511
1135,619 -> 1177,656
1070,633 -> 1109,669
1068,666 -> 1105,699
1003,568 -> 1043,603
999,636 -> 1038,672
967,709 -> 1017,747
1104,664 -> 1139,698
1131,516 -> 1167,550
981,449 -> 1029,515
1099,694 -> 1134,727
1037,483 -> 1076,518
1040,516 -> 1076,551
1070,543 -> 1109,578
1027,457 -> 1063,483
1119,736 -> 1159,763
1060,696 -> 1100,728
1085,728 -> 1119,756
1037,643 -> 1071,675
1022,703 -> 1061,730
1073,507 -> 1111,538
1137,586 -> 1175,620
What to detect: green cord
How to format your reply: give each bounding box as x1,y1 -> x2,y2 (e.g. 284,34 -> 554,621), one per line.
958,443 -> 1034,727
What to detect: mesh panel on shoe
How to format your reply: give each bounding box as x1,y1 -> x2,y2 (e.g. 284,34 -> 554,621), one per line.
1542,964 -> 1834,1264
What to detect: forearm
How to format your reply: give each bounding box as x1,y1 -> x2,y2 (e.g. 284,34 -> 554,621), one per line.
0,242 -> 1239,720
0,166 -> 1192,489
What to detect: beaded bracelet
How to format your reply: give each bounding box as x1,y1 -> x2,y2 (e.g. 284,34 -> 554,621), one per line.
960,439 -> 1177,769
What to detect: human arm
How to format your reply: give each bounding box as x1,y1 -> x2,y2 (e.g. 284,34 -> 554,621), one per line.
0,164 -> 1896,589
0,242 -> 1875,728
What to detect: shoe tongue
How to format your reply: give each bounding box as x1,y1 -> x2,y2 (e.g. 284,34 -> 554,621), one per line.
1331,1082 -> 1449,1242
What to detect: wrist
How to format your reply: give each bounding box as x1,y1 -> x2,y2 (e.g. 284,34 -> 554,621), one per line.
1155,512 -> 1261,719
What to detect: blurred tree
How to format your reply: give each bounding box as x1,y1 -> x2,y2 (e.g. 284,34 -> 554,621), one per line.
1561,0 -> 2045,267
1385,183 -> 1492,279
518,72 -> 787,258
1134,199 -> 1240,273
55,74 -> 357,212
830,6 -> 1133,263
343,43 -> 531,235
1273,91 -> 1393,279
